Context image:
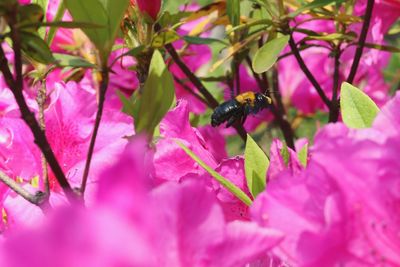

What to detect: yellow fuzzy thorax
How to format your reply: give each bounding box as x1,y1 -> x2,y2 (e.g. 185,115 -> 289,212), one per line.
235,91 -> 256,106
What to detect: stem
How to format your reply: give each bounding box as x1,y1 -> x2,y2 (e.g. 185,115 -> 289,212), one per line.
0,33 -> 76,204
36,80 -> 50,197
288,35 -> 331,108
232,56 -> 241,96
173,75 -> 208,105
165,43 -> 247,142
346,0 -> 374,83
165,44 -> 219,108
0,171 -> 48,208
329,46 -> 341,122
80,69 -> 109,195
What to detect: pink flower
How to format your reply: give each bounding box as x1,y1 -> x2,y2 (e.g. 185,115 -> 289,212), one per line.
153,100 -> 222,182
1,138 -> 284,267
135,0 -> 161,20
251,93 -> 400,266
0,81 -> 133,229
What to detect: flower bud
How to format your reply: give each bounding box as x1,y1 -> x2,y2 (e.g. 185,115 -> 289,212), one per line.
135,0 -> 161,21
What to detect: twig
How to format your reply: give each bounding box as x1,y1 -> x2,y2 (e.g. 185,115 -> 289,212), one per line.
346,0 -> 375,83
329,46 -> 341,122
233,56 -> 241,96
165,44 -> 219,108
36,80 -> 50,196
288,35 -> 331,108
80,69 -> 109,195
0,171 -> 48,208
173,75 -> 208,105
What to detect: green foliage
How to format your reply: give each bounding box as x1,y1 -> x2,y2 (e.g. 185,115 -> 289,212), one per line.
64,0 -> 129,64
134,50 -> 175,137
177,141 -> 253,206
183,36 -> 228,46
20,31 -> 55,63
46,0 -> 66,46
31,0 -> 48,37
227,0 -> 240,27
244,134 -> 269,198
340,82 -> 380,128
288,0 -> 345,18
297,144 -> 308,167
151,29 -> 180,48
252,35 -> 289,73
53,53 -> 95,68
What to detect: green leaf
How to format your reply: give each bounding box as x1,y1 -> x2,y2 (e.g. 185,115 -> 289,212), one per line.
151,29 -> 180,48
252,35 -> 289,73
20,31 -> 55,64
177,140 -> 252,206
244,134 -> 269,198
305,32 -> 355,41
183,36 -> 228,46
280,143 -> 290,166
134,50 -> 175,137
64,0 -> 129,62
162,0 -> 189,15
363,42 -> 400,53
97,0 -> 129,51
46,0 -> 66,46
297,144 -> 308,167
32,0 -> 48,37
288,0 -> 344,18
64,0 -> 108,53
340,82 -> 380,128
53,53 -> 95,68
116,90 -> 139,118
18,21 -> 104,30
227,0 -> 240,27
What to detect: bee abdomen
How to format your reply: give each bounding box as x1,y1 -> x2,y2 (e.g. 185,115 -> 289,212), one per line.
211,100 -> 241,127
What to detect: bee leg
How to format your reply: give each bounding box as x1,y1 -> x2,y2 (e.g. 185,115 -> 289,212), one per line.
226,115 -> 239,128
242,104 -> 251,125
241,114 -> 248,125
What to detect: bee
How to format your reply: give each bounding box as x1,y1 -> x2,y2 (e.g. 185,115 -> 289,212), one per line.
211,91 -> 272,127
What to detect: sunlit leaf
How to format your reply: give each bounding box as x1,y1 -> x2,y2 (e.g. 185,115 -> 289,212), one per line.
135,50 -> 175,137
244,134 -> 269,198
151,29 -> 180,48
53,53 -> 95,68
297,144 -> 308,167
177,140 -> 253,206
340,82 -> 380,128
288,0 -> 344,18
252,35 -> 289,74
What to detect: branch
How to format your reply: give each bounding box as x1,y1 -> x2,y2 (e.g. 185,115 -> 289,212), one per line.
173,75 -> 208,105
346,0 -> 375,83
0,171 -> 48,208
36,80 -> 50,196
329,46 -> 341,122
288,35 -> 331,108
165,44 -> 219,108
80,69 -> 109,195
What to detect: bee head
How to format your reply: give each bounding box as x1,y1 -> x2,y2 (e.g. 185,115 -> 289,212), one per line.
255,93 -> 272,106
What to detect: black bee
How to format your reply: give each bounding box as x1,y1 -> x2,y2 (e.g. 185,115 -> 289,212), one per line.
211,91 -> 272,127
